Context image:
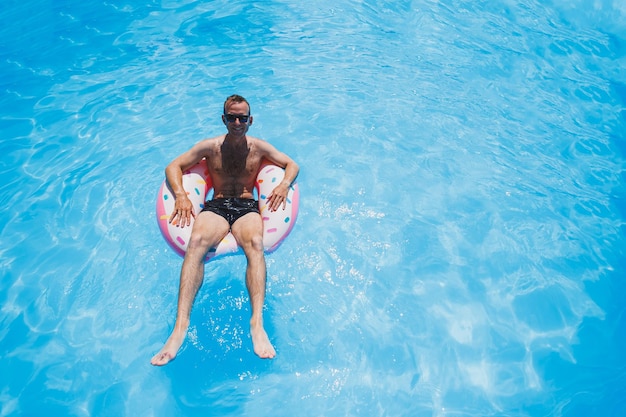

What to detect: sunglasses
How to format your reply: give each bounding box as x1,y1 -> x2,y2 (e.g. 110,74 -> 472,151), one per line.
224,114 -> 250,123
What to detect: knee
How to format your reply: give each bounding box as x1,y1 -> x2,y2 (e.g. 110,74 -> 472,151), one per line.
187,232 -> 212,253
242,234 -> 264,253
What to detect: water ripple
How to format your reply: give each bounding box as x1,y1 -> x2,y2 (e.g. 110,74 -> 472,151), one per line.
1,0 -> 625,416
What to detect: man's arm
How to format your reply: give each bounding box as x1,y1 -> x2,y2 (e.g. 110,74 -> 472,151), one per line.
257,140 -> 299,211
165,140 -> 212,227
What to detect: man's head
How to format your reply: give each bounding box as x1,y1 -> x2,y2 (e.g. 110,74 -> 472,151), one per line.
222,94 -> 253,136
223,94 -> 250,115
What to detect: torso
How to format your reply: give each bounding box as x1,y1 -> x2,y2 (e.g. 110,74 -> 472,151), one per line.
204,135 -> 263,199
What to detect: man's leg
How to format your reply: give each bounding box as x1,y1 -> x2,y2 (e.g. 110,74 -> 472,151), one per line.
151,211 -> 230,366
231,213 -> 276,359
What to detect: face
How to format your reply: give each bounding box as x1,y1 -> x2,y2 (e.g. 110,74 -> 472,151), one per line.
222,100 -> 252,138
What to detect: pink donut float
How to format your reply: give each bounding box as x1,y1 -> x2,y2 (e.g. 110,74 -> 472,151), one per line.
156,159 -> 299,260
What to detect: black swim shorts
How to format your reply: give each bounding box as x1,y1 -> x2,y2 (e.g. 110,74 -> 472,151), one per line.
201,198 -> 260,226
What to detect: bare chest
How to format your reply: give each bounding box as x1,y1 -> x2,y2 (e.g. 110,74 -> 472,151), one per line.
206,139 -> 262,196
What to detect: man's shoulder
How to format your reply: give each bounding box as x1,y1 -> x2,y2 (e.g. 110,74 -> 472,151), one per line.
246,135 -> 264,143
195,135 -> 226,150
203,134 -> 227,143
247,136 -> 271,149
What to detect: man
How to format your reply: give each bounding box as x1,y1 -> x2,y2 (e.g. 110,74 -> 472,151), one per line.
151,95 -> 299,366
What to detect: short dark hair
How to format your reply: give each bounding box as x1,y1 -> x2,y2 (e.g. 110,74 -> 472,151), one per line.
223,94 -> 250,115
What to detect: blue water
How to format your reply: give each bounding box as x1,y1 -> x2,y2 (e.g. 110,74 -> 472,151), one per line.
2,0 -> 625,416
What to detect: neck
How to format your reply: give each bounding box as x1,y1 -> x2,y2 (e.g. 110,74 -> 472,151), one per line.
225,133 -> 247,143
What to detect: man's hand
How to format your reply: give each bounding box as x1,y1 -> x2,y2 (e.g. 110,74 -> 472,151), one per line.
266,182 -> 290,212
169,194 -> 195,227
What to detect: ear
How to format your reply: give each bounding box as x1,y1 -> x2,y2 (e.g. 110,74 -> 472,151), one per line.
248,115 -> 253,125
222,114 -> 227,125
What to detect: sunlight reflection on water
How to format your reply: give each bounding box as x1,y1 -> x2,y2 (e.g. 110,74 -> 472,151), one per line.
1,0 -> 625,416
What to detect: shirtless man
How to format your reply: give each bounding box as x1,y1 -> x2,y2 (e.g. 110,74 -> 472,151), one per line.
151,95 -> 299,366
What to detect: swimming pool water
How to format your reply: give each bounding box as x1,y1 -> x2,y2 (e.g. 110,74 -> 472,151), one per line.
2,0 -> 625,416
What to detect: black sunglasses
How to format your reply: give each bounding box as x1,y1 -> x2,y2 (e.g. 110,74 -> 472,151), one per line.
224,114 -> 250,123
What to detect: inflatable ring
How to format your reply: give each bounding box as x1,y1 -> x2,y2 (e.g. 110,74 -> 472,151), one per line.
156,159 -> 299,260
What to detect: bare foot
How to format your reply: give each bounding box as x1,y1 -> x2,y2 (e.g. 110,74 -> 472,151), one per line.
151,329 -> 186,366
250,323 -> 276,359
